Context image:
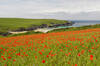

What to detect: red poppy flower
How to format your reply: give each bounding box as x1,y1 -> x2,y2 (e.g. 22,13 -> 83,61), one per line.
13,59 -> 16,61
8,56 -> 11,59
90,55 -> 93,60
39,51 -> 42,55
75,64 -> 77,66
90,55 -> 93,58
3,58 -> 6,60
42,60 -> 45,63
47,55 -> 49,58
78,53 -> 80,56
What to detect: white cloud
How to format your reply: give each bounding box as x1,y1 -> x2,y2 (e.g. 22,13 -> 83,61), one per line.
0,0 -> 100,20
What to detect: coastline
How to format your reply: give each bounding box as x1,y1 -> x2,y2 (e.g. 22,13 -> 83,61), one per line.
7,22 -> 74,35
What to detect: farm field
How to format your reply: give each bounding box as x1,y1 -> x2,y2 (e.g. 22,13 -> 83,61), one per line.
0,18 -> 68,33
0,28 -> 100,66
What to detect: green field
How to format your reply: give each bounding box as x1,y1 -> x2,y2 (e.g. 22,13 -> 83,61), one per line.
0,18 -> 68,33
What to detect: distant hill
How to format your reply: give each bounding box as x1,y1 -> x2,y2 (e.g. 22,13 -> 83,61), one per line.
0,18 -> 71,33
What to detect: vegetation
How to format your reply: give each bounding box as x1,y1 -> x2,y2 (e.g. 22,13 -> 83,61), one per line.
0,19 -> 100,65
0,24 -> 100,37
0,18 -> 68,33
0,28 -> 100,66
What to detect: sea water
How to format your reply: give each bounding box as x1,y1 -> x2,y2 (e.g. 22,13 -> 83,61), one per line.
56,20 -> 100,29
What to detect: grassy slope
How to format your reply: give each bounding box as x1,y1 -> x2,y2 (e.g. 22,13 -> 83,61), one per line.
0,18 -> 68,32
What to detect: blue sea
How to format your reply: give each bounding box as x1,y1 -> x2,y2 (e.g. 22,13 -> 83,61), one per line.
71,20 -> 100,27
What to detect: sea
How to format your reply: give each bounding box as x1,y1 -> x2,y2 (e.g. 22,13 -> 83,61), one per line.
56,20 -> 100,28
72,20 -> 100,27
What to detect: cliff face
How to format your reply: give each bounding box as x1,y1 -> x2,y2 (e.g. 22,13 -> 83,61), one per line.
48,22 -> 74,28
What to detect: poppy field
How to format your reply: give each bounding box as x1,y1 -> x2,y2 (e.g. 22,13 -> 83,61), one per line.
0,28 -> 100,66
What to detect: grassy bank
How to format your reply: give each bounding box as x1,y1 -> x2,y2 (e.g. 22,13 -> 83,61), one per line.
0,18 -> 68,33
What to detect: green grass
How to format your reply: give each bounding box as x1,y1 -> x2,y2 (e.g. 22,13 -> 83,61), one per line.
0,18 -> 68,33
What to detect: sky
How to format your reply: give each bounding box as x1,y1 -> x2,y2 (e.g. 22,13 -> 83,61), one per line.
0,0 -> 100,20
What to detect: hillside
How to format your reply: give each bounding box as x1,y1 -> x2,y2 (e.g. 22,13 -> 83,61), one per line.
0,18 -> 71,34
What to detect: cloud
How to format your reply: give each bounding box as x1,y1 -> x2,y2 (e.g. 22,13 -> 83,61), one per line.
0,0 -> 100,20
